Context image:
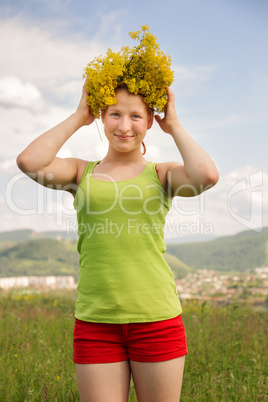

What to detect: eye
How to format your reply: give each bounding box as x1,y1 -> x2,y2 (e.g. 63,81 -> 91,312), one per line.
111,112 -> 120,117
132,114 -> 141,119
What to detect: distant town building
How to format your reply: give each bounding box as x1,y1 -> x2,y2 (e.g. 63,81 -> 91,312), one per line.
0,276 -> 76,290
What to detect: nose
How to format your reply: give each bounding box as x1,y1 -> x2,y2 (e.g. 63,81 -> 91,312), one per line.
118,117 -> 131,133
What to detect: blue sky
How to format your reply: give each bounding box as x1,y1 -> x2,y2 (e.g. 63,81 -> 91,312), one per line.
0,0 -> 267,239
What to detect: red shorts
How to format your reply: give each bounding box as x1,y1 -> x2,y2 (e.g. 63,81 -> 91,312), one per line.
73,315 -> 188,364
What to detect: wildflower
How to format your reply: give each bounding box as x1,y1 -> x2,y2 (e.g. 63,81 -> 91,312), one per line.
83,25 -> 174,118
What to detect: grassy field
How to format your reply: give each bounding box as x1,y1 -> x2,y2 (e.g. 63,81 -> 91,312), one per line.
0,291 -> 267,401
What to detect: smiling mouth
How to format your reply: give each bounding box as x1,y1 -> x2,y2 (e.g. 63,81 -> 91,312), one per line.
115,135 -> 134,141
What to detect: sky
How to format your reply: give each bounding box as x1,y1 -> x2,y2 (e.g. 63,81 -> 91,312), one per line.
0,0 -> 267,241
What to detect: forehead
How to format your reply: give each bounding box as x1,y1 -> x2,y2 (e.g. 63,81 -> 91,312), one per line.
112,89 -> 148,112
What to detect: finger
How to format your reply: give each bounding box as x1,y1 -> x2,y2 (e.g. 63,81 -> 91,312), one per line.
82,77 -> 90,97
154,114 -> 162,124
83,74 -> 89,89
166,86 -> 175,102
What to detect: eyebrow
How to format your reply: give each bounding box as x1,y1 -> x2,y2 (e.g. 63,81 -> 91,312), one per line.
109,107 -> 146,116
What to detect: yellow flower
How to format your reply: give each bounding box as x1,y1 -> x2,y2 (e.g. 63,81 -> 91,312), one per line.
83,25 -> 174,118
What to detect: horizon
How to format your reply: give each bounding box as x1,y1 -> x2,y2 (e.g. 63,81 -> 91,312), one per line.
1,225 -> 267,245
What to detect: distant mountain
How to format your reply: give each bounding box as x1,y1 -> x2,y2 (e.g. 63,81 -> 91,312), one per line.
0,236 -> 192,280
165,234 -> 217,244
164,252 -> 193,278
167,227 -> 268,272
0,229 -> 35,244
0,228 -> 267,280
0,228 -> 77,244
0,238 -> 80,280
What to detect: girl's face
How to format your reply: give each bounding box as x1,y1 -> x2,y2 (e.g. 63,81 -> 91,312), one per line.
101,88 -> 153,154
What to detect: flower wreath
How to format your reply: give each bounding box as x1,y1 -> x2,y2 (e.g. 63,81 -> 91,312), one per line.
83,25 -> 174,118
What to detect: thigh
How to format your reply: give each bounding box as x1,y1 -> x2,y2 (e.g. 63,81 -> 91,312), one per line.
130,356 -> 185,402
75,361 -> 131,402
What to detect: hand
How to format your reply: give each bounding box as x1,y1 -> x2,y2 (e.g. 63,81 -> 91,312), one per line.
154,87 -> 180,135
75,76 -> 95,126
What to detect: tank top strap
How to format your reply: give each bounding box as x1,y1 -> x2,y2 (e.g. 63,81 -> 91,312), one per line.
142,161 -> 161,183
150,161 -> 159,176
142,161 -> 157,176
79,160 -> 159,186
79,160 -> 100,184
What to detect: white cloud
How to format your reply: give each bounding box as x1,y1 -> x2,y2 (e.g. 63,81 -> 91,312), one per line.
192,114 -> 242,132
91,11 -> 125,44
0,16 -> 107,106
0,158 -> 17,173
165,165 -> 268,240
0,103 -> 73,160
0,76 -> 41,108
0,14 -> 122,162
173,64 -> 215,83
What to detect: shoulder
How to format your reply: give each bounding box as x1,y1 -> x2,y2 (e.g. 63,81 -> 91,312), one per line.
155,161 -> 183,179
154,161 -> 182,193
155,161 -> 182,174
75,158 -> 92,184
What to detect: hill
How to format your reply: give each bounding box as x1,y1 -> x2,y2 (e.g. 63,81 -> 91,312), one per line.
167,227 -> 268,272
0,236 -> 192,280
0,238 -> 80,280
0,227 -> 267,280
164,253 -> 193,278
0,228 -> 77,244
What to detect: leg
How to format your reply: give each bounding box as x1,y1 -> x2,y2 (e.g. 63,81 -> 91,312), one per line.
130,356 -> 185,402
75,361 -> 131,402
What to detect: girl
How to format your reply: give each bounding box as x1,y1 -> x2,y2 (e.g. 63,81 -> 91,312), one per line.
17,28 -> 218,402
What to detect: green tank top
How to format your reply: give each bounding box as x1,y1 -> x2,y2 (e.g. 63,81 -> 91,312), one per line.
73,161 -> 182,323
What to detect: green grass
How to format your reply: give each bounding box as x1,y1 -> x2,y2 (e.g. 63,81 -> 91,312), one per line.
181,301 -> 268,401
0,291 -> 267,401
0,291 -> 78,401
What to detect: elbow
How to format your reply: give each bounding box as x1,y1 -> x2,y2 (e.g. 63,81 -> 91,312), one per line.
202,167 -> 219,190
191,164 -> 219,194
16,152 -> 36,174
210,166 -> 220,186
16,153 -> 28,172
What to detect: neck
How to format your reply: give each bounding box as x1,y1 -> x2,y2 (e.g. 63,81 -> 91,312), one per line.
103,146 -> 147,165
